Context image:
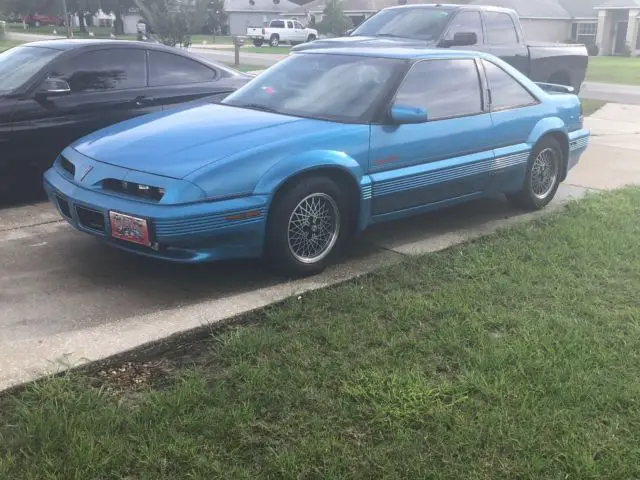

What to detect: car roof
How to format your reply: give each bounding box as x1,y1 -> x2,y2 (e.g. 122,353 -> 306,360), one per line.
380,3 -> 516,14
295,47 -> 492,61
18,39 -> 176,52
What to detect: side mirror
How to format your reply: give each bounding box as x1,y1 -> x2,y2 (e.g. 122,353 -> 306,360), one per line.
36,76 -> 71,98
389,105 -> 428,124
345,28 -> 354,35
443,31 -> 478,47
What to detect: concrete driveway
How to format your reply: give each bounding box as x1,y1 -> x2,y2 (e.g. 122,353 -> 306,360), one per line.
1,101 -> 639,391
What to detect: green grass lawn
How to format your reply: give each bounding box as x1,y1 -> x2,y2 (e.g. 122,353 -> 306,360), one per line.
6,23 -> 135,40
1,187 -> 639,479
581,99 -> 606,116
241,45 -> 291,54
587,56 -> 640,85
222,62 -> 267,73
0,39 -> 23,52
190,34 -> 234,45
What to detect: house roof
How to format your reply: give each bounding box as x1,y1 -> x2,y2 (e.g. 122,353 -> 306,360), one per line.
468,0 -> 570,18
594,0 -> 640,8
558,0 -> 601,17
225,0 -> 303,13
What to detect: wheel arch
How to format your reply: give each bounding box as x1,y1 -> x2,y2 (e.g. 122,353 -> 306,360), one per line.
257,156 -> 364,233
527,117 -> 570,179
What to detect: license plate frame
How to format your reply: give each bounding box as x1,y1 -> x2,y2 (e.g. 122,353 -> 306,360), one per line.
109,211 -> 151,247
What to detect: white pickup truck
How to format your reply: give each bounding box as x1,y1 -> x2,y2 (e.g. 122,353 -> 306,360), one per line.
246,19 -> 317,47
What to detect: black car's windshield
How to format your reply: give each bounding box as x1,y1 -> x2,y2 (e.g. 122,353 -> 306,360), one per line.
352,7 -> 453,41
0,46 -> 61,94
222,53 -> 401,122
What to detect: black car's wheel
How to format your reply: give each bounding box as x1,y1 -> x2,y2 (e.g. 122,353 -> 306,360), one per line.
269,34 -> 279,47
306,34 -> 316,42
265,176 -> 347,277
252,39 -> 264,47
507,136 -> 564,210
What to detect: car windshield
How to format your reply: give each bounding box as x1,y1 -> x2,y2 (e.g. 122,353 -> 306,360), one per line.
0,46 -> 61,94
351,8 -> 453,41
222,53 -> 401,122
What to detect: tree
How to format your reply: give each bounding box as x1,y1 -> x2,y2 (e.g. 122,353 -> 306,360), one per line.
135,0 -> 208,46
206,0 -> 227,35
317,0 -> 352,37
100,0 -> 134,35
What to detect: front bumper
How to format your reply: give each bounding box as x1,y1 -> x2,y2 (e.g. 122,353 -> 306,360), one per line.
44,166 -> 269,263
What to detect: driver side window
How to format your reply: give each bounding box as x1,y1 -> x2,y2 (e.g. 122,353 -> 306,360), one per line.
443,11 -> 483,43
394,59 -> 484,121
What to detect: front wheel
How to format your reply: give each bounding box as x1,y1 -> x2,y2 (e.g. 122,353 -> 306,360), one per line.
269,35 -> 279,47
306,34 -> 316,42
507,136 -> 563,210
265,177 -> 347,277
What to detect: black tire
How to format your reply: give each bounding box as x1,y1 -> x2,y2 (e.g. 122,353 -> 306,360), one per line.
507,136 -> 564,211
306,34 -> 316,42
269,34 -> 279,47
264,176 -> 348,277
252,39 -> 264,47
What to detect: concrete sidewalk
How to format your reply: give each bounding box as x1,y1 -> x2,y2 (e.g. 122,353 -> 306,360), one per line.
0,105 -> 638,392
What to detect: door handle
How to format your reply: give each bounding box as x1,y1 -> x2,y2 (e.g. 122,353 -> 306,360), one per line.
134,96 -> 154,106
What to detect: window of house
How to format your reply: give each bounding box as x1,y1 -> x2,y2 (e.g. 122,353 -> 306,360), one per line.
573,22 -> 597,46
394,59 -> 483,120
485,11 -> 518,45
482,59 -> 537,110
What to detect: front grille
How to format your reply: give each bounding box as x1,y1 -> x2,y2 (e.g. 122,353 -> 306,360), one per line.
56,195 -> 72,218
60,156 -> 75,177
76,206 -> 105,232
103,179 -> 164,202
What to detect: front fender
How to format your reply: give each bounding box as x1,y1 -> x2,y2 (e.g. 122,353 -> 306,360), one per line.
253,150 -> 364,196
527,116 -> 568,146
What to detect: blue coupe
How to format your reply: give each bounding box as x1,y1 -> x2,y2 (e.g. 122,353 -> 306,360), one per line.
44,47 -> 590,277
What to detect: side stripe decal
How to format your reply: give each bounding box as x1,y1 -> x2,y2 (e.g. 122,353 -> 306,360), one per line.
371,151 -> 530,198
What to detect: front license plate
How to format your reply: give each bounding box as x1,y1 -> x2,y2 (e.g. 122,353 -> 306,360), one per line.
109,211 -> 150,246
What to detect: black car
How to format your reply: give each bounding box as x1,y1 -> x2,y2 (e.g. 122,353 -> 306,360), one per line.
0,39 -> 251,200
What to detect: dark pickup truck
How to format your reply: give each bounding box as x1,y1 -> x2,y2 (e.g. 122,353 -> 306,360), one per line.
291,4 -> 589,92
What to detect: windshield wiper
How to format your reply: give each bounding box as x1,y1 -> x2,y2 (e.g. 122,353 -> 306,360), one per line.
237,103 -> 279,113
375,33 -> 405,38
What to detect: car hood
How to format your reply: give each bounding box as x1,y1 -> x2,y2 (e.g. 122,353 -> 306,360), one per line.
72,103 -> 319,179
292,35 -> 433,52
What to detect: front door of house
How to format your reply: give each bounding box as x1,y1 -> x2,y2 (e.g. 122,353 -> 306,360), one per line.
615,21 -> 629,55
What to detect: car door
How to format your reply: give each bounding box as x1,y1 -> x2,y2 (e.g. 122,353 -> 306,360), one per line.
480,58 -> 545,193
440,10 -> 486,52
483,11 -> 529,76
9,47 -> 157,184
293,21 -> 306,42
284,20 -> 296,42
145,50 -> 236,109
368,58 -> 495,216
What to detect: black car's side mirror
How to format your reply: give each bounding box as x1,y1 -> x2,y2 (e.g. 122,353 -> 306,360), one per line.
441,31 -> 478,48
35,76 -> 71,99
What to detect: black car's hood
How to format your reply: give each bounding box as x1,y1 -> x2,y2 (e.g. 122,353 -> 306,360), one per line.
291,35 -> 434,52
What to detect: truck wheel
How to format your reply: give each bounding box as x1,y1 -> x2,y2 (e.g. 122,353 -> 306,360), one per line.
507,136 -> 564,211
306,34 -> 316,42
252,39 -> 264,47
269,35 -> 279,47
264,176 -> 348,277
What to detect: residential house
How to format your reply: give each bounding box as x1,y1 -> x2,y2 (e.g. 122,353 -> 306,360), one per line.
225,0 -> 308,35
594,0 -> 640,55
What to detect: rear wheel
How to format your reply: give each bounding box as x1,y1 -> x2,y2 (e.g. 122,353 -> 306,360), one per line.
252,39 -> 264,47
264,176 -> 347,277
507,136 -> 563,211
269,34 -> 279,47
